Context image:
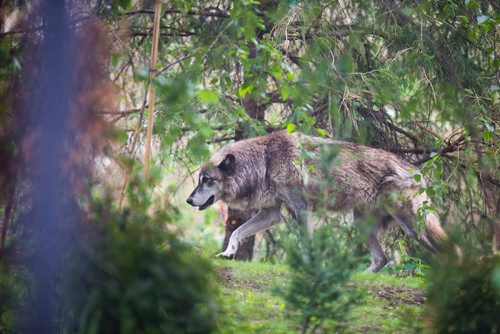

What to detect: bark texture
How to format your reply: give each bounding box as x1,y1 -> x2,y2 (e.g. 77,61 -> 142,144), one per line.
222,209 -> 257,260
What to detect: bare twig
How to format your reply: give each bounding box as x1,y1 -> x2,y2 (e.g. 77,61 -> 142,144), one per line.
412,119 -> 444,140
158,54 -> 191,75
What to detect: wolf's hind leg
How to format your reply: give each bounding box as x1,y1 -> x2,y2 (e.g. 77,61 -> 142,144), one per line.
365,229 -> 388,272
218,205 -> 282,258
355,210 -> 390,272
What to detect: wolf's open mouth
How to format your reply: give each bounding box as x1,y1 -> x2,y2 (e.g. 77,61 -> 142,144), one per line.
199,195 -> 215,210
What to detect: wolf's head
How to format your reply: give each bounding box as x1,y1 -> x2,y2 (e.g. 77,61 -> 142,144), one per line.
186,153 -> 235,210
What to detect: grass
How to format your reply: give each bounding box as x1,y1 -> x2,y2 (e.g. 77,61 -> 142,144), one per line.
213,259 -> 426,333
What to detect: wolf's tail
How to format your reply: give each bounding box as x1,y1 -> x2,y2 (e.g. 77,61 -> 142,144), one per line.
411,191 -> 448,247
424,210 -> 449,245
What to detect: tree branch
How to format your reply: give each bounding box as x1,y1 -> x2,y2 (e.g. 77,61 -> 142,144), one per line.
126,7 -> 229,18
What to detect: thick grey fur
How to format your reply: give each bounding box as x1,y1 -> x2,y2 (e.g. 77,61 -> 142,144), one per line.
187,130 -> 447,272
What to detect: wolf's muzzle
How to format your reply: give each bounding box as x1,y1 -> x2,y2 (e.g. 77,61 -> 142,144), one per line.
198,195 -> 215,210
186,197 -> 195,206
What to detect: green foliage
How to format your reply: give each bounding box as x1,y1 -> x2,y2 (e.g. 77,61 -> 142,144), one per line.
214,260 -> 425,333
426,247 -> 500,333
0,264 -> 30,333
93,0 -> 133,16
382,256 -> 430,278
278,226 -> 363,333
1,0 -> 499,331
61,177 -> 218,334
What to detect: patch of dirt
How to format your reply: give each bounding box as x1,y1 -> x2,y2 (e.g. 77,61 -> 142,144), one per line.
215,266 -> 261,290
216,265 -> 285,291
370,285 -> 425,306
217,266 -> 233,283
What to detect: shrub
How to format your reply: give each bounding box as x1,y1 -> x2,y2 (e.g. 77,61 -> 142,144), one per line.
0,263 -> 30,333
60,189 -> 219,334
426,246 -> 500,333
278,225 -> 363,333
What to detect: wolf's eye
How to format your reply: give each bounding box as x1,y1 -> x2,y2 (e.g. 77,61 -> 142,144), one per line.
201,176 -> 210,183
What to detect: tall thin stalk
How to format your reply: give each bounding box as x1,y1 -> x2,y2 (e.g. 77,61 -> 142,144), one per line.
144,0 -> 162,178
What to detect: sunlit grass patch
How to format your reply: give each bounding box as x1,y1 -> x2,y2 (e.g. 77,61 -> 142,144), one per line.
213,260 -> 425,333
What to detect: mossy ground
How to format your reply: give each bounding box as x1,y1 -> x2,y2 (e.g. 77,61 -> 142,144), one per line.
213,259 -> 426,333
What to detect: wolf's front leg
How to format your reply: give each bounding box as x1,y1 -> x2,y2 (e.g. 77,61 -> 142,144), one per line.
218,205 -> 282,258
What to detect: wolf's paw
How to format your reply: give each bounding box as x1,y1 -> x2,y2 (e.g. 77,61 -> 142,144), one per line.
363,266 -> 378,273
217,247 -> 236,259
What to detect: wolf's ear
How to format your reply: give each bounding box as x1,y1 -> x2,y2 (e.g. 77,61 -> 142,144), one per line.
218,154 -> 236,174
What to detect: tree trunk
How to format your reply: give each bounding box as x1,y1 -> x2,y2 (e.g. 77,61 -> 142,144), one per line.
220,0 -> 277,260
222,209 -> 257,260
481,174 -> 500,252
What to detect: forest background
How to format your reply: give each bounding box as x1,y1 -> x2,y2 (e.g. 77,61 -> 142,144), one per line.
0,0 -> 498,333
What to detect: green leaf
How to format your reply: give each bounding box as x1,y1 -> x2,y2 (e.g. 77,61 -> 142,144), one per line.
434,139 -> 444,148
287,123 -> 297,134
433,161 -> 442,176
197,89 -> 218,104
238,82 -> 253,98
110,129 -> 128,145
111,53 -> 120,67
414,174 -> 422,183
280,85 -> 291,100
284,64 -> 296,81
316,128 -> 327,137
482,130 -> 492,142
269,63 -> 282,79
119,0 -> 132,11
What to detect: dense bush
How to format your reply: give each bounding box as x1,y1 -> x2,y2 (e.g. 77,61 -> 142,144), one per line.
426,247 -> 500,333
1,177 -> 219,333
60,181 -> 219,334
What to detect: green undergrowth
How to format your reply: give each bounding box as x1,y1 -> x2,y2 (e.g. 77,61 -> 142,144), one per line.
214,259 -> 425,333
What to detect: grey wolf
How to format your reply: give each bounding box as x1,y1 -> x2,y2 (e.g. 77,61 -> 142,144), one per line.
186,130 -> 447,272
